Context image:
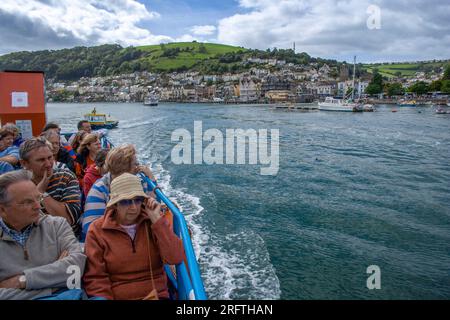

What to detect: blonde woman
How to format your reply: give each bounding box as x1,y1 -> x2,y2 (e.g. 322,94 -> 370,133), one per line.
81,144 -> 156,241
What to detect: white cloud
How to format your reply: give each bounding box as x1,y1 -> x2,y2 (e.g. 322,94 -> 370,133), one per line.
0,0 -> 174,54
190,25 -> 217,36
174,34 -> 200,42
217,0 -> 450,61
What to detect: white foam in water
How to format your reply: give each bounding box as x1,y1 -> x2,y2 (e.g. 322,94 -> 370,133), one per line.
140,159 -> 281,300
119,118 -> 163,129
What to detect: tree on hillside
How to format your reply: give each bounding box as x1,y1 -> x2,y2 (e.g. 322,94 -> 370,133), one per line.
443,64 -> 450,80
198,43 -> 207,54
429,80 -> 442,92
408,81 -> 430,95
385,83 -> 405,97
365,71 -> 383,95
441,80 -> 450,94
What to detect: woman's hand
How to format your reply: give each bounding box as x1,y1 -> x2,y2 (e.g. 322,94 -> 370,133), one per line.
143,197 -> 162,224
136,165 -> 156,181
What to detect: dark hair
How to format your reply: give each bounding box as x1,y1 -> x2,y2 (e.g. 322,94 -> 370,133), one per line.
77,120 -> 89,130
42,122 -> 60,133
95,149 -> 109,167
19,137 -> 51,161
71,130 -> 88,154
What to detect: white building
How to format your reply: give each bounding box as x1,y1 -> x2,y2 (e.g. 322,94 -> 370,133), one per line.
239,78 -> 258,102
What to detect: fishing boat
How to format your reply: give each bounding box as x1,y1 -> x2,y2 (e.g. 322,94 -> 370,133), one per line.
397,99 -> 417,107
83,108 -> 119,130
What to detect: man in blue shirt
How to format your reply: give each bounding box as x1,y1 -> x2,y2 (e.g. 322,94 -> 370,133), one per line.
0,128 -> 20,175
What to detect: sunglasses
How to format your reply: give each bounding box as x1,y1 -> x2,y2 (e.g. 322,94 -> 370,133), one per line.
117,197 -> 145,207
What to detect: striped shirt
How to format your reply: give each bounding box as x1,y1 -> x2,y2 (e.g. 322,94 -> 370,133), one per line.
0,146 -> 20,160
53,161 -> 68,170
81,173 -> 153,242
42,168 -> 82,236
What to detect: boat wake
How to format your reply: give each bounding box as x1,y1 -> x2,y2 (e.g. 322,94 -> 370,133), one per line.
143,161 -> 281,300
119,119 -> 164,129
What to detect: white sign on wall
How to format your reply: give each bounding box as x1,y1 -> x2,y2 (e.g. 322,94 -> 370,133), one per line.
15,120 -> 33,140
12,92 -> 29,107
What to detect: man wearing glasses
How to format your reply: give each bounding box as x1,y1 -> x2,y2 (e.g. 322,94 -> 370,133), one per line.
0,170 -> 85,300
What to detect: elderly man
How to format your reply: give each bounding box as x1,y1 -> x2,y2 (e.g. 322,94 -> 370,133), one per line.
19,137 -> 82,236
0,170 -> 85,300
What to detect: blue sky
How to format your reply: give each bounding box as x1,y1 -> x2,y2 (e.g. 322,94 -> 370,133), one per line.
139,0 -> 241,37
0,0 -> 449,63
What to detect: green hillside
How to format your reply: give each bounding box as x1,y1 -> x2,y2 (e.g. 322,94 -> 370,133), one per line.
0,42 -> 249,80
136,42 -> 247,72
363,61 -> 447,79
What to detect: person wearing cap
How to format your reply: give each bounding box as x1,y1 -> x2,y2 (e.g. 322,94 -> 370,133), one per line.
83,173 -> 185,300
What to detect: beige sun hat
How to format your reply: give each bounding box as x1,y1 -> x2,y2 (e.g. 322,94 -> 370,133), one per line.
106,173 -> 149,208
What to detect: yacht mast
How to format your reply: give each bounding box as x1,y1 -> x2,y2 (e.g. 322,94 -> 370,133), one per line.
352,55 -> 356,101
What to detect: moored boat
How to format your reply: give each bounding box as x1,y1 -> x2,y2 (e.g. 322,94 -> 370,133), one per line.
397,99 -> 417,107
84,108 -> 119,129
436,106 -> 450,114
318,97 -> 361,112
362,104 -> 375,112
144,95 -> 158,106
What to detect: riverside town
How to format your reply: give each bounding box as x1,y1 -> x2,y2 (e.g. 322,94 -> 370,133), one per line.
0,0 -> 449,307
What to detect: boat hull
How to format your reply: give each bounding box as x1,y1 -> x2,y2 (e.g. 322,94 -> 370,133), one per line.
318,103 -> 358,112
90,122 -> 119,130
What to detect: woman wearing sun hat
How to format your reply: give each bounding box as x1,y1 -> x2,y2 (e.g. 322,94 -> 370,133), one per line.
83,173 -> 185,300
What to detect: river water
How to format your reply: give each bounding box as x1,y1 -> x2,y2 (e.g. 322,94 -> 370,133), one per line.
48,102 -> 450,299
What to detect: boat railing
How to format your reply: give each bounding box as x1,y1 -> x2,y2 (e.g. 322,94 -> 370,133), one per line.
139,174 -> 207,300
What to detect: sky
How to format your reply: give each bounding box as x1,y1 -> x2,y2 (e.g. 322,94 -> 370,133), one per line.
0,0 -> 449,63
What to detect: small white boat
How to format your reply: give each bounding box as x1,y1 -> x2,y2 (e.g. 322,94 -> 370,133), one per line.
436,107 -> 450,114
362,104 -> 375,112
144,95 -> 158,106
318,97 -> 361,112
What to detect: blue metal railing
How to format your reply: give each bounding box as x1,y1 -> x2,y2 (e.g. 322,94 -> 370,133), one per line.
140,174 -> 207,300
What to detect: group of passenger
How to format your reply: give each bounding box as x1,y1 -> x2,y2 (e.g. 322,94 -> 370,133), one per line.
0,121 -> 185,300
